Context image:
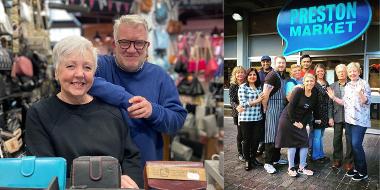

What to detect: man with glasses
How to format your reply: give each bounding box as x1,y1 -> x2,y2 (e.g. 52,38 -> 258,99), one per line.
89,15 -> 187,168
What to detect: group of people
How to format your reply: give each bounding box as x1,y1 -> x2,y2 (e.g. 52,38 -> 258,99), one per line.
24,14 -> 187,188
229,55 -> 371,181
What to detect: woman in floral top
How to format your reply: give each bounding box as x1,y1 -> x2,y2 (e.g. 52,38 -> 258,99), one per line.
327,62 -> 371,181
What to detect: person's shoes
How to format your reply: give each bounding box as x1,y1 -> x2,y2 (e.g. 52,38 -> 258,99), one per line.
273,159 -> 288,165
298,167 -> 314,176
287,167 -> 299,177
352,173 -> 368,181
256,143 -> 265,156
345,169 -> 358,177
245,161 -> 252,171
316,157 -> 330,164
344,163 -> 353,171
332,160 -> 342,169
238,154 -> 245,162
264,164 -> 277,174
251,158 -> 264,166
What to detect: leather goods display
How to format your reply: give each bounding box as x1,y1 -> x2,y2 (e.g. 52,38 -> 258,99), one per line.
2,128 -> 22,154
171,138 -> 193,161
144,161 -> 206,190
71,156 -> 121,189
0,156 -> 67,190
167,20 -> 182,34
139,0 -> 152,13
0,47 -> 12,71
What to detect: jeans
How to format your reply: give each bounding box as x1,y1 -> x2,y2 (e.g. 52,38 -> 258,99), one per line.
346,123 -> 368,175
288,147 -> 308,169
312,128 -> 325,160
333,122 -> 354,163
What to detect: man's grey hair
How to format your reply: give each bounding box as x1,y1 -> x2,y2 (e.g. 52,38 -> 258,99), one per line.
113,14 -> 149,41
335,64 -> 347,72
52,35 -> 97,70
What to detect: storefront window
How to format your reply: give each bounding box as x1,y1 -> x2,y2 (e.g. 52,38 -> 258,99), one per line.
224,60 -> 237,89
369,58 -> 380,130
369,58 -> 380,92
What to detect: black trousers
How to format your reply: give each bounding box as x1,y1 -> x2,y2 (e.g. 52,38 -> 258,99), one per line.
234,117 -> 243,155
265,143 -> 281,164
240,120 -> 263,161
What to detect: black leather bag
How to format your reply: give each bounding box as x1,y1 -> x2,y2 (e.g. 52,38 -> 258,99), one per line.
71,156 -> 121,189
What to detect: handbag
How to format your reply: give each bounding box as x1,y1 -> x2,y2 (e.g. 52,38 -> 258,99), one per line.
71,156 -> 121,189
167,20 -> 182,34
0,156 -> 67,190
139,0 -> 152,13
171,139 -> 193,161
177,76 -> 204,96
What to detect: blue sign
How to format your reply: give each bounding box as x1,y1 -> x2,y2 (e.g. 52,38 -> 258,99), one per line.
277,0 -> 372,56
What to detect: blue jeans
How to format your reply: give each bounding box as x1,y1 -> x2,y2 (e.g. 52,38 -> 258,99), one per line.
288,147 -> 308,169
346,123 -> 368,175
312,128 -> 325,160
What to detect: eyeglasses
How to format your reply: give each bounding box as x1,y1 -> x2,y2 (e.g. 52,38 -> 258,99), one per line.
116,40 -> 149,50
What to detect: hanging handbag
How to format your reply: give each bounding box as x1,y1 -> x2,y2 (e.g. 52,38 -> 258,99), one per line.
139,0 -> 152,13
174,56 -> 188,74
171,138 -> 193,161
167,20 -> 182,34
0,47 -> 12,71
0,156 -> 67,190
71,156 -> 121,189
177,76 -> 204,96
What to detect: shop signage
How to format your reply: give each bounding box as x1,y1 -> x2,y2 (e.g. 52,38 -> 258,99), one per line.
277,0 -> 372,56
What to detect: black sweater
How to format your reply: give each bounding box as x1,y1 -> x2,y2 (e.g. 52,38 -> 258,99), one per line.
287,87 -> 320,125
25,96 -> 143,187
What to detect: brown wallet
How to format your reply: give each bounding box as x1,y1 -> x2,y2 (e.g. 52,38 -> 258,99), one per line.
144,161 -> 207,190
71,156 -> 121,189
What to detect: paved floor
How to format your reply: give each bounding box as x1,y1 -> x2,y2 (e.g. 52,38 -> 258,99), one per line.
224,117 -> 379,190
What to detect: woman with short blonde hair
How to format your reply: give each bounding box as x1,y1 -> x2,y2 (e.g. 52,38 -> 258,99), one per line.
327,62 -> 371,181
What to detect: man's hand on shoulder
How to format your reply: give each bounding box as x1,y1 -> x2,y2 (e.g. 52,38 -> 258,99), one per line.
128,96 -> 153,118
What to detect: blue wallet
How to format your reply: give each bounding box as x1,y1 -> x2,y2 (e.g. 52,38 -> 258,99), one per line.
0,156 -> 66,190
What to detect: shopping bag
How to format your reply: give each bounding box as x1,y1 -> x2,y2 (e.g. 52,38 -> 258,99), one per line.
0,156 -> 67,190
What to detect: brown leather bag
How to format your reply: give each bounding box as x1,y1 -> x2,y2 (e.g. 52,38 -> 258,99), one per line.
139,0 -> 152,13
71,156 -> 121,188
167,20 -> 182,34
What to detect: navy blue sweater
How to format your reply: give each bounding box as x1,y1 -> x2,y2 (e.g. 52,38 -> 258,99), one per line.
90,55 -> 187,166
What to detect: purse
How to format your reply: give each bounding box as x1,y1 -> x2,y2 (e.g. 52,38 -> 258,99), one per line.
0,156 -> 67,190
71,156 -> 121,189
144,161 -> 206,190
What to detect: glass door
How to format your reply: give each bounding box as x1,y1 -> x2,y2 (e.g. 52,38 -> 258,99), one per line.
366,55 -> 380,130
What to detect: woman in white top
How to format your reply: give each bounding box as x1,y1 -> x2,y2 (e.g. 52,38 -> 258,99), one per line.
327,62 -> 371,181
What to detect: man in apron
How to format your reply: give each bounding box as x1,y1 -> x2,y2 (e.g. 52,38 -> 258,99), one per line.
262,56 -> 289,174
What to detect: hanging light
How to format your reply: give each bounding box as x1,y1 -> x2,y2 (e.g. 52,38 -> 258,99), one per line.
232,13 -> 243,21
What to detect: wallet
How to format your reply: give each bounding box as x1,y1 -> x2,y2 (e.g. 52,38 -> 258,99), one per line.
0,156 -> 66,190
71,156 -> 121,188
144,161 -> 207,190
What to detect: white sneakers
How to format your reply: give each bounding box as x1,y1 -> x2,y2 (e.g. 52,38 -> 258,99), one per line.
264,164 -> 277,174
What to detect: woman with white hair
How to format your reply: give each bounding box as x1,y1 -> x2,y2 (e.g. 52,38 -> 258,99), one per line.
25,36 -> 142,188
327,62 -> 371,181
